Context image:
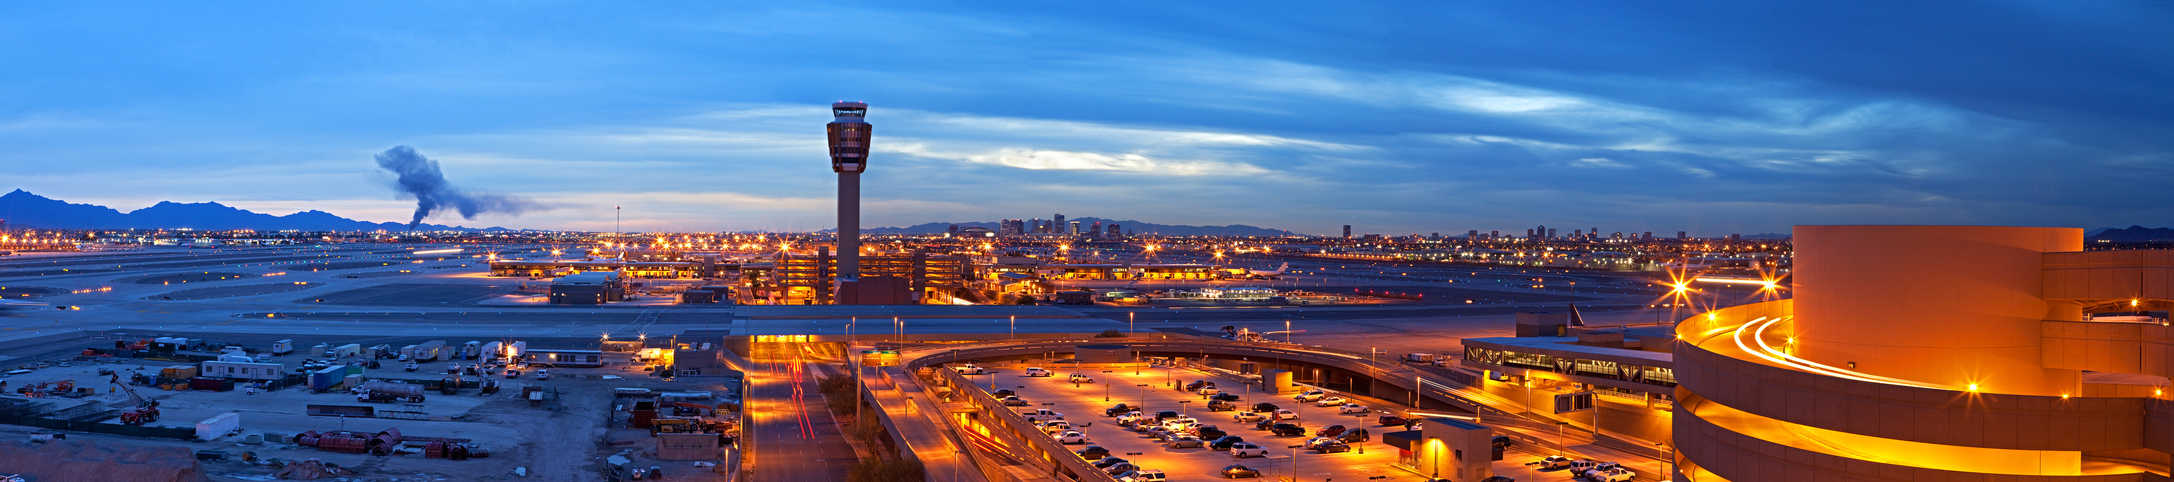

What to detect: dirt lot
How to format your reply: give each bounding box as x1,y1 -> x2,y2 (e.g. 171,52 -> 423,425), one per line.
0,342 -> 737,481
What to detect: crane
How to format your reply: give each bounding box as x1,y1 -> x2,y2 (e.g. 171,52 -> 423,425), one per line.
108,373 -> 159,425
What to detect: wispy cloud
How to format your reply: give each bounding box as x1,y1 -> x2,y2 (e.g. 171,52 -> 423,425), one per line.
1570,157 -> 1630,169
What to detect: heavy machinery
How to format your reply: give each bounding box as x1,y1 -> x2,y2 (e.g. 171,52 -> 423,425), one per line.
109,374 -> 160,425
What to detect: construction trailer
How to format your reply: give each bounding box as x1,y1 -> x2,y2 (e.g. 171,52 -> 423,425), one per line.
200,360 -> 284,381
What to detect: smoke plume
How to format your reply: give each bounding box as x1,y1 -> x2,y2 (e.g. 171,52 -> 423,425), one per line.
373,145 -> 535,229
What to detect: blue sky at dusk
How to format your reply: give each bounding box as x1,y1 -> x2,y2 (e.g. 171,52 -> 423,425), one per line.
2,2 -> 2168,235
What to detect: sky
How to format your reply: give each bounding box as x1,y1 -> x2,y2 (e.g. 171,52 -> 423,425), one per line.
1,2 -> 2169,236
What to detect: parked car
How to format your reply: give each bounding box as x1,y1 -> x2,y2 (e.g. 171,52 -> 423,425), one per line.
1269,423 -> 1305,437
1025,367 -> 1052,377
1537,455 -> 1574,470
1271,409 -> 1297,421
1337,403 -> 1367,415
1229,442 -> 1269,458
1145,427 -> 1175,441
1166,436 -> 1204,449
1028,409 -> 1063,420
1092,456 -> 1130,469
1314,395 -> 1347,407
1077,446 -> 1110,460
1211,393 -> 1241,402
1252,419 -> 1275,431
1251,402 -> 1279,413
534,369 -> 550,380
1307,438 -> 1351,453
1565,459 -> 1602,474
1105,403 -> 1133,417
1117,469 -> 1166,482
1378,415 -> 1412,427
1001,396 -> 1030,406
1058,431 -> 1088,444
1210,435 -> 1245,450
953,364 -> 986,375
1293,389 -> 1325,402
1207,400 -> 1238,411
1317,425 -> 1346,438
993,389 -> 1016,398
1232,411 -> 1264,422
1221,464 -> 1262,478
1335,428 -> 1370,443
1196,425 -> 1228,441
1101,463 -> 1139,476
402,362 -> 419,372
1069,373 -> 1094,383
1592,468 -> 1635,482
1154,410 -> 1181,421
1185,380 -> 1210,391
502,369 -> 521,378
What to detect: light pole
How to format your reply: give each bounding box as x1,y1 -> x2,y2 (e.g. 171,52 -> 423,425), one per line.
1130,311 -> 1139,375
849,316 -> 860,424
1009,315 -> 1016,341
1284,320 -> 1292,345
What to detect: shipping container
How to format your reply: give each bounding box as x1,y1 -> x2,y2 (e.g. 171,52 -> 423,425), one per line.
309,366 -> 348,392
271,339 -> 294,355
188,378 -> 234,391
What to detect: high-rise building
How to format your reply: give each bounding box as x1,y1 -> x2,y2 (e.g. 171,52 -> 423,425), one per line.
1052,213 -> 1065,232
1546,228 -> 1556,239
1106,223 -> 1121,239
1467,230 -> 1479,239
1089,221 -> 1101,238
1343,225 -> 1352,239
1572,229 -> 1583,239
1677,231 -> 1688,240
1068,221 -> 1080,236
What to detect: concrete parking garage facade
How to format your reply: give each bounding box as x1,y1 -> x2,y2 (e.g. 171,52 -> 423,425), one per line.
1673,226 -> 2174,481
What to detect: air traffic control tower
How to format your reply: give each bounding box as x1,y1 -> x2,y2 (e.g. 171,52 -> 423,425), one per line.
827,101 -> 871,301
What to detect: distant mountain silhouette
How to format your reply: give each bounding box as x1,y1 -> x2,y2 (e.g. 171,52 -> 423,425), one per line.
862,217 -> 1298,236
0,189 -> 498,231
2091,225 -> 2174,242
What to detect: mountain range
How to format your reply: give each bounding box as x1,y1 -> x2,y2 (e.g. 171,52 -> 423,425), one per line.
2090,226 -> 2174,242
0,189 -> 1299,235
0,189 -> 494,232
862,218 -> 1297,236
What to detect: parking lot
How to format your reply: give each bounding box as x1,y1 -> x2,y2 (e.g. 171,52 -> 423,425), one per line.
969,359 -> 1430,481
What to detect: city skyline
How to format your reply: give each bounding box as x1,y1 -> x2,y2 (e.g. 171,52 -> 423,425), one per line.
2,3 -> 2169,235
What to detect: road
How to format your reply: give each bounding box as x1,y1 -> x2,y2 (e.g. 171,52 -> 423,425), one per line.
744,345 -> 855,482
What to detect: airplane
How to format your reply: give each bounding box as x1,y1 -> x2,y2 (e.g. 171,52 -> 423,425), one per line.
0,299 -> 52,312
1238,262 -> 1290,280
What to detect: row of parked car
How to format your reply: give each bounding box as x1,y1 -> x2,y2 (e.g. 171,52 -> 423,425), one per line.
1537,455 -> 1636,481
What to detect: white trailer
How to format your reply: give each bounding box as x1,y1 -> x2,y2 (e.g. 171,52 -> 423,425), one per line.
195,412 -> 241,441
201,360 -> 285,381
330,343 -> 362,359
413,340 -> 447,362
271,339 -> 294,356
